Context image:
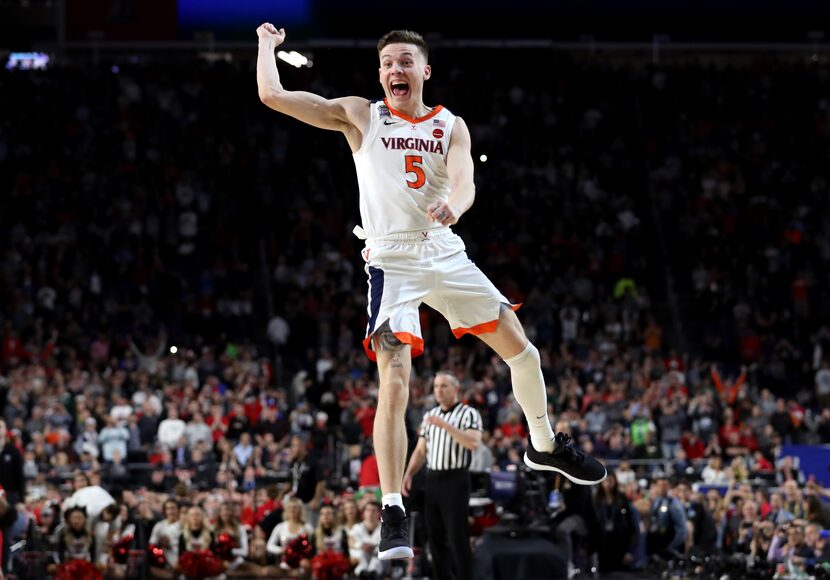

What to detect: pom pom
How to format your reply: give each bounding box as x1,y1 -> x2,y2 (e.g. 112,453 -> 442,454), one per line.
213,532 -> 237,561
281,533 -> 313,569
54,559 -> 103,580
179,549 -> 225,579
147,544 -> 168,568
311,549 -> 352,580
111,533 -> 134,564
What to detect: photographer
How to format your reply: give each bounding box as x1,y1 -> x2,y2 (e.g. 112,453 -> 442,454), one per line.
674,481 -> 717,554
646,477 -> 687,559
723,499 -> 760,555
768,522 -> 813,563
803,523 -> 830,565
749,520 -> 775,564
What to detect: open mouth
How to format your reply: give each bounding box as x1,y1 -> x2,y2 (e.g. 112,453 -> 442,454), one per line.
391,81 -> 409,97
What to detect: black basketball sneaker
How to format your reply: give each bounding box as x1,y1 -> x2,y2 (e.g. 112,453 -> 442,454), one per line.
524,432 -> 607,485
378,505 -> 414,560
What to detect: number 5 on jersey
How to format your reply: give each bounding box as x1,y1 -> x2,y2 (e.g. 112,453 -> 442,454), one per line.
405,155 -> 426,189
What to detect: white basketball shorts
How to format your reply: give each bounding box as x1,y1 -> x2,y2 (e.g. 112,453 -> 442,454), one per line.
359,228 -> 520,361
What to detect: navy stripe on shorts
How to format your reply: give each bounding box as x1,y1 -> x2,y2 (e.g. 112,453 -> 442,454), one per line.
367,266 -> 385,335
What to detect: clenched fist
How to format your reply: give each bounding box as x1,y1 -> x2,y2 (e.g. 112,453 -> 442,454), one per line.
256,23 -> 286,47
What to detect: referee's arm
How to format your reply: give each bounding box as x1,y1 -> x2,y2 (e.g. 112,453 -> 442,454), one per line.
425,415 -> 482,450
402,437 -> 428,496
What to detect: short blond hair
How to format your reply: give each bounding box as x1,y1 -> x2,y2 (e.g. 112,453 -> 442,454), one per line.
377,30 -> 428,62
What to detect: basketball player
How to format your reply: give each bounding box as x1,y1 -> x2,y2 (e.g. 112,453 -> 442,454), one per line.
256,24 -> 607,560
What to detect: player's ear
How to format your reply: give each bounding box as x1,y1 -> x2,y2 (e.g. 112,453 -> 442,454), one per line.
423,64 -> 431,81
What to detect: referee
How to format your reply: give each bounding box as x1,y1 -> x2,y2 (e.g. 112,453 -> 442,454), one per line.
403,372 -> 482,580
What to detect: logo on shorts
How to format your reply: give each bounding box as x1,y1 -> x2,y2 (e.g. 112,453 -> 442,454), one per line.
433,128 -> 444,139
421,231 -> 429,240
362,248 -> 371,261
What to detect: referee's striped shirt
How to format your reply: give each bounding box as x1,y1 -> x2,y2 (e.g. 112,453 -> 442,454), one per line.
419,402 -> 483,471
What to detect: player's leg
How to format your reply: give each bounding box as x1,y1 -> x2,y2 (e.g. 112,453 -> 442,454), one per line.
373,329 -> 411,498
477,306 -> 607,485
373,329 -> 415,560
474,304 -> 555,449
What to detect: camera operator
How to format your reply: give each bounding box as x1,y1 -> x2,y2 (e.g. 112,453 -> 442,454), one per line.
674,480 -> 717,554
646,477 -> 687,559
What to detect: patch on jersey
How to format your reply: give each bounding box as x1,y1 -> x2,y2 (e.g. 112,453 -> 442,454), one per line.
433,128 -> 444,139
433,118 -> 446,127
378,104 -> 391,118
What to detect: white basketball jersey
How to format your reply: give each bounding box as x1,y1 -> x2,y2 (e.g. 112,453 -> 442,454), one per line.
353,99 -> 457,238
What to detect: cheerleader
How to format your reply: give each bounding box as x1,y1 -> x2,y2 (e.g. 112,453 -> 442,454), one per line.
51,507 -> 95,570
266,497 -> 312,574
179,506 -> 214,554
314,505 -> 349,555
213,501 -> 248,573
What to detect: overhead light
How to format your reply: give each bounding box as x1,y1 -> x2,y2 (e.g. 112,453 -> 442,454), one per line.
277,50 -> 308,68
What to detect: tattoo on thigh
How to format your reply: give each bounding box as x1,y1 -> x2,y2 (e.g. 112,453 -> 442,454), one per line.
375,330 -> 404,352
390,352 -> 404,369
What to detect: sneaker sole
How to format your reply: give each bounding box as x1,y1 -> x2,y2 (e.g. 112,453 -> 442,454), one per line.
378,546 -> 414,560
523,453 -> 607,485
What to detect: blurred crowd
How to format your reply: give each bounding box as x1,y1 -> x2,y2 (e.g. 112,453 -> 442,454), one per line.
1,48 -> 830,577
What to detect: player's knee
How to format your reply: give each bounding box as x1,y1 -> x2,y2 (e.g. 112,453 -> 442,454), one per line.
505,341 -> 539,367
379,376 -> 409,397
525,342 -> 540,364
378,377 -> 408,409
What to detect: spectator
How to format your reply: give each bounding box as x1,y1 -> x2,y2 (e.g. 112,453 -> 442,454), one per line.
594,472 -> 637,571
184,412 -> 213,450
287,435 -> 325,513
701,457 -> 728,485
232,433 -> 254,468
98,416 -> 130,463
0,419 -> 23,573
157,407 -> 186,451
348,500 -> 385,578
766,492 -> 795,526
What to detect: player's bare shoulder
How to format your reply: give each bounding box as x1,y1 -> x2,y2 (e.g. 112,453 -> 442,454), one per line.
448,116 -> 472,150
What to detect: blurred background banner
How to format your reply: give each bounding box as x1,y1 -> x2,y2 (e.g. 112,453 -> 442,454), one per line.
3,0 -> 830,47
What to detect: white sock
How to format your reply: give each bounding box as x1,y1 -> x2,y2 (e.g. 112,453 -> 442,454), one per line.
504,342 -> 555,452
382,493 -> 405,513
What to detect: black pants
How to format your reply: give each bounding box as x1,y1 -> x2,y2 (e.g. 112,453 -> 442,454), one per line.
424,469 -> 472,580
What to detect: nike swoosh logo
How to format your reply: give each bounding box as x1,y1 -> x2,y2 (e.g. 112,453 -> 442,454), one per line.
383,119 -> 399,125
536,414 -> 546,420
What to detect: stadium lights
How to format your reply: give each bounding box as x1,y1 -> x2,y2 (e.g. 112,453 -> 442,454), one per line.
277,50 -> 310,68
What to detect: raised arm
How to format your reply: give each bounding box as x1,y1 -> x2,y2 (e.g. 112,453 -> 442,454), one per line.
256,23 -> 369,137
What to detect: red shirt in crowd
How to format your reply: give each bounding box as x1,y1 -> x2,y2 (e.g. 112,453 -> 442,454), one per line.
681,433 -> 706,459
359,455 -> 380,488
500,421 -> 528,440
355,405 -> 376,438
